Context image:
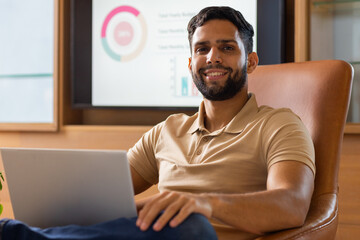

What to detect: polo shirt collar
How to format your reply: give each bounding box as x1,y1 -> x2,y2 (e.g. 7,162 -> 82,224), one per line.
188,101 -> 207,134
188,93 -> 259,134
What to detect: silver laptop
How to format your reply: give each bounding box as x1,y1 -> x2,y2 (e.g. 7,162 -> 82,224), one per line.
0,148 -> 137,228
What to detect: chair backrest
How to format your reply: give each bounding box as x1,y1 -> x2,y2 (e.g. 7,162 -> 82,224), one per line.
248,60 -> 353,240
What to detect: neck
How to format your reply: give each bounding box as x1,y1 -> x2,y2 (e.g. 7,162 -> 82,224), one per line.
203,90 -> 249,133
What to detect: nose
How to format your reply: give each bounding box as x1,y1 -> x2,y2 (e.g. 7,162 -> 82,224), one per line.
206,48 -> 222,65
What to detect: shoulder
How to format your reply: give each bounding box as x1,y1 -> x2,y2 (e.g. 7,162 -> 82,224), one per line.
253,106 -> 312,147
255,106 -> 315,174
256,106 -> 305,129
161,112 -> 199,135
164,112 -> 197,124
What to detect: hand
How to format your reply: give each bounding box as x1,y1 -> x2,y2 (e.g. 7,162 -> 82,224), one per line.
135,191 -> 212,232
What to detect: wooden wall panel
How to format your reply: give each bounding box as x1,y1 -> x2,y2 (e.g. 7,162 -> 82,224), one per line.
336,224 -> 360,239
294,0 -> 310,62
0,126 -> 150,150
338,154 -> 360,224
336,134 -> 360,238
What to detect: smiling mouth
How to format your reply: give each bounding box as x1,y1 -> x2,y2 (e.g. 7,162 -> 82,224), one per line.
205,72 -> 226,77
203,70 -> 228,81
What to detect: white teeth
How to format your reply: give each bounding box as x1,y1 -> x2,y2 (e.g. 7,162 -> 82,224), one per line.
207,72 -> 225,77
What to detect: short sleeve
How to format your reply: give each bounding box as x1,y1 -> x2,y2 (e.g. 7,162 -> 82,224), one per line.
262,109 -> 316,175
127,122 -> 164,184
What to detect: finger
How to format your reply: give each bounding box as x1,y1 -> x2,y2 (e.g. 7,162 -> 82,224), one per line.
136,201 -> 145,213
169,200 -> 195,228
135,195 -> 154,213
141,193 -> 183,231
136,196 -> 158,228
137,192 -> 174,231
137,202 -> 159,230
152,197 -> 188,231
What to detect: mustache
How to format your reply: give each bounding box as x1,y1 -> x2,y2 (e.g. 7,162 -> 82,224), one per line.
198,64 -> 233,74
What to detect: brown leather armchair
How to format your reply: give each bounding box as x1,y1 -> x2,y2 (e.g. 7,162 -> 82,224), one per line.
248,60 -> 354,240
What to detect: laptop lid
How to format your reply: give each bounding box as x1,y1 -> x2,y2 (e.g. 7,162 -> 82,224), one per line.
0,148 -> 137,228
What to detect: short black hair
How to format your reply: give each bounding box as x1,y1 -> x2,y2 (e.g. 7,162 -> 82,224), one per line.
187,6 -> 254,55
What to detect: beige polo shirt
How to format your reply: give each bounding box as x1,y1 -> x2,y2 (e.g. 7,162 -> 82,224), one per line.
128,94 -> 315,239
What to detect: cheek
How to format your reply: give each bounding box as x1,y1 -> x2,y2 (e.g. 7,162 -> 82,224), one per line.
233,58 -> 246,72
190,61 -> 200,73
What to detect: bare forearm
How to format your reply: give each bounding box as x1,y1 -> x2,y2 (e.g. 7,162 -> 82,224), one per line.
208,188 -> 310,234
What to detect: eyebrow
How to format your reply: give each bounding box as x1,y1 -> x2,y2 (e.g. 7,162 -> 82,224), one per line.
193,39 -> 238,46
216,39 -> 238,44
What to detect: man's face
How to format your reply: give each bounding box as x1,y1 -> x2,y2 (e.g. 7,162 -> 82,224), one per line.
189,19 -> 247,101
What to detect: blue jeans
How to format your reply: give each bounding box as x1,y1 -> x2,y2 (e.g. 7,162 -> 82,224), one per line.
0,213 -> 217,240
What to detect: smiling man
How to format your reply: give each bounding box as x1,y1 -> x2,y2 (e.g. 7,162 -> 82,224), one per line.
0,6 -> 315,240
130,6 -> 315,239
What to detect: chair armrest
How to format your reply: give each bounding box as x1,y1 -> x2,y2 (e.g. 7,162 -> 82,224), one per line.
255,193 -> 338,240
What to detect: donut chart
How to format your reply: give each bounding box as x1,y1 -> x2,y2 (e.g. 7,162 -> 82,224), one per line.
101,5 -> 147,62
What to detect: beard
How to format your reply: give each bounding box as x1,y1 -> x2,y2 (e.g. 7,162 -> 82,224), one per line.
191,63 -> 247,101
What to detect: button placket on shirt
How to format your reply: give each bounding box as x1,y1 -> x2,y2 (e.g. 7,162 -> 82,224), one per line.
193,134 -> 216,163
197,135 -> 204,153
194,137 -> 204,159
190,128 -> 224,163
190,133 -> 207,163
198,136 -> 211,155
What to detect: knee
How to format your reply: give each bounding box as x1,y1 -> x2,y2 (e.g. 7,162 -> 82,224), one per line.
171,213 -> 217,240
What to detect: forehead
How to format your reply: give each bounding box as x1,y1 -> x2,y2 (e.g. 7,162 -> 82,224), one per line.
192,19 -> 242,46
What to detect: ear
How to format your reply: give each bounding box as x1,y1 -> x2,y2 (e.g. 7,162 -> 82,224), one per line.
246,52 -> 259,74
188,57 -> 192,71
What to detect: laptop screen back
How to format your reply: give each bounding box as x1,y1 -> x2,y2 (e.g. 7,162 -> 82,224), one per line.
0,148 -> 137,228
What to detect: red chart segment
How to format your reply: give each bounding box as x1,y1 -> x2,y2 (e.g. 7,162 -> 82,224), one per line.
101,5 -> 147,62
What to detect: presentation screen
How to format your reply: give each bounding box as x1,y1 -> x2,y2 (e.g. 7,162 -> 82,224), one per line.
71,0 -> 285,109
92,0 -> 256,108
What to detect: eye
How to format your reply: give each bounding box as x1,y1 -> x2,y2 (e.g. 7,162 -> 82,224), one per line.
195,47 -> 208,54
222,45 -> 235,51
